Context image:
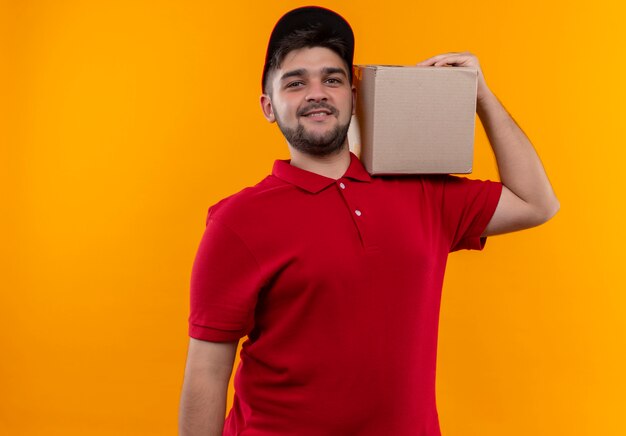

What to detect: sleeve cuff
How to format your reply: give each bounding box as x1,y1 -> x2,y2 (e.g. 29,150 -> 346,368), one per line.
452,181 -> 503,252
189,323 -> 246,342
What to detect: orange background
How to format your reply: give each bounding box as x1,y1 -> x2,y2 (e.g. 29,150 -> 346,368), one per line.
2,1 -> 625,435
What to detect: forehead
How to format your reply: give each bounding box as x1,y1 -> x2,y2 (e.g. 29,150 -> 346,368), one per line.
276,46 -> 348,78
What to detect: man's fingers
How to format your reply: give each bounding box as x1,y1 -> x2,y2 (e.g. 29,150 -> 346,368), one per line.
417,52 -> 477,68
416,53 -> 458,66
434,58 -> 465,67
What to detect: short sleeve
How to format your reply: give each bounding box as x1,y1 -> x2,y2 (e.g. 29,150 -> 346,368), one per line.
189,214 -> 263,342
440,176 -> 503,252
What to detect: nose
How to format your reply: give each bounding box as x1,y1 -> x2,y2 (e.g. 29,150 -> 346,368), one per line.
305,80 -> 328,102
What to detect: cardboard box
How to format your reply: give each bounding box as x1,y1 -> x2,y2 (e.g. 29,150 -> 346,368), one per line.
347,65 -> 478,174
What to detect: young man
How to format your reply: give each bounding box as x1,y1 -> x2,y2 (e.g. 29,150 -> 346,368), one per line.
179,6 -> 559,436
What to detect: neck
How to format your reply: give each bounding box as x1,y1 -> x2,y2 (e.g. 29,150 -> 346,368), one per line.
288,145 -> 351,180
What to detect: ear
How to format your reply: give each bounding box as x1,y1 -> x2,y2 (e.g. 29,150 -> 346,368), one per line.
260,94 -> 276,123
351,85 -> 357,115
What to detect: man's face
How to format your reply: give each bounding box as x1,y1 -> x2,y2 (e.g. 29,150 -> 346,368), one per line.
261,47 -> 356,156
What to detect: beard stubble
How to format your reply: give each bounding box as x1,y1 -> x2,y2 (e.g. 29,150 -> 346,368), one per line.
274,102 -> 351,157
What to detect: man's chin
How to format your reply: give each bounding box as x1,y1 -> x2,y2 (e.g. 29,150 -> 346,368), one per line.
293,135 -> 348,157
300,120 -> 336,134
277,118 -> 351,157
303,131 -> 338,146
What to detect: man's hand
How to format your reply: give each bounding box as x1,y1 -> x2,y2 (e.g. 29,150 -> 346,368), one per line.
417,52 -> 492,104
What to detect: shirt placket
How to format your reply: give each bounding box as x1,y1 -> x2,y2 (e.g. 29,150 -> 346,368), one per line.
336,179 -> 377,251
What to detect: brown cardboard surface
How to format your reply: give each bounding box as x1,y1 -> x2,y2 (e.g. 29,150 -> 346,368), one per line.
348,65 -> 478,174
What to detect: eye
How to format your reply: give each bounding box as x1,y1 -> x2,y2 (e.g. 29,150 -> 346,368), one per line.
325,77 -> 343,86
285,80 -> 304,89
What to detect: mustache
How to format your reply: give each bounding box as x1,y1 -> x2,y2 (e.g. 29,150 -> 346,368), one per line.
297,102 -> 338,117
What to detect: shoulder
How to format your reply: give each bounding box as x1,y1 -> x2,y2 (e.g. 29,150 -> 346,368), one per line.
370,173 -> 460,193
206,175 -> 291,226
372,173 -> 459,184
371,173 -> 499,205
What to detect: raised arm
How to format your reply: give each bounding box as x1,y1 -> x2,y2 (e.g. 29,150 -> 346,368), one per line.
179,338 -> 237,436
418,52 -> 560,236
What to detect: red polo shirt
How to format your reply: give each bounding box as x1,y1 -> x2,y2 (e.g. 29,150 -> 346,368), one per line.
189,152 -> 502,436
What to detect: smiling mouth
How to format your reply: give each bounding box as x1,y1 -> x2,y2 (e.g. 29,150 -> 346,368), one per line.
298,103 -> 337,118
303,110 -> 332,118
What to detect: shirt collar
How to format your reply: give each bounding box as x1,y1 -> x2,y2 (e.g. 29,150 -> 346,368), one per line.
272,152 -> 372,194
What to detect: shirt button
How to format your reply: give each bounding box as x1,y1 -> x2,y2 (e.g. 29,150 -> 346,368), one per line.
355,209 -> 362,217
339,182 -> 346,189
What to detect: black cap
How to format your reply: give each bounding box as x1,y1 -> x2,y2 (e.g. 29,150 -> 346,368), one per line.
262,6 -> 355,93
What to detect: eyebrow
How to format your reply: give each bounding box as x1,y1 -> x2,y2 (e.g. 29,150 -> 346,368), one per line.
280,68 -> 307,82
279,67 -> 348,82
321,67 -> 347,78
